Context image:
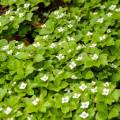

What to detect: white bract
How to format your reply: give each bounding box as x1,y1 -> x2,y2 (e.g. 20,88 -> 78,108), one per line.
91,87 -> 97,93
99,35 -> 106,41
91,54 -> 99,60
79,84 -> 87,91
24,3 -> 30,8
56,54 -> 65,60
72,93 -> 81,98
4,107 -> 12,115
50,43 -> 56,48
57,27 -> 64,32
32,98 -> 39,106
87,31 -> 93,36
40,75 -> 48,82
91,81 -> 96,85
69,61 -> 76,69
19,82 -> 27,89
80,101 -> 90,109
107,12 -> 112,17
102,88 -> 110,96
107,29 -> 111,33
79,111 -> 89,119
97,17 -> 104,23
104,82 -> 109,87
71,75 -> 77,79
109,5 -> 116,10
62,96 -> 69,103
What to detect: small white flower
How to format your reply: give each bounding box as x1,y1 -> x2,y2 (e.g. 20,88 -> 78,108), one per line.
57,27 -> 64,32
50,43 -> 56,48
12,81 -> 16,86
75,16 -> 81,21
1,45 -> 9,50
76,45 -> 82,50
79,111 -> 89,119
33,42 -> 40,48
56,13 -> 65,19
68,24 -> 73,28
19,82 -> 27,89
97,17 -> 104,23
76,55 -> 83,61
56,54 -> 65,60
68,49 -> 72,53
62,96 -> 69,103
10,16 -> 15,21
72,93 -> 81,98
64,88 -> 70,93
0,107 -> 3,111
43,35 -> 48,40
91,81 -> 96,85
40,75 -> 48,82
111,63 -> 117,68
69,61 -> 76,69
32,98 -> 39,106
79,84 -> 87,91
71,75 -> 77,79
16,43 -> 24,49
107,12 -> 112,17
7,50 -> 13,55
87,31 -> 93,36
67,36 -> 75,41
19,13 -> 24,17
24,3 -> 30,8
109,5 -> 116,10
107,29 -> 111,33
91,54 -> 99,60
99,35 -> 106,41
102,88 -> 110,96
4,107 -> 12,115
6,10 -> 10,15
104,82 -> 109,87
8,90 -> 12,95
80,101 -> 90,109
89,43 -> 97,48
91,87 -> 97,93
115,8 -> 120,12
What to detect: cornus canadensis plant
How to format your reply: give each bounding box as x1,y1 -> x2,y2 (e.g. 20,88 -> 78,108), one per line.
0,0 -> 120,120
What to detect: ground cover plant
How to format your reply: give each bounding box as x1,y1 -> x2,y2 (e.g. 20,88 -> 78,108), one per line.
0,0 -> 120,120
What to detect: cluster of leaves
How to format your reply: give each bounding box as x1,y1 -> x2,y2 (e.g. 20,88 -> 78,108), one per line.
0,0 -> 120,120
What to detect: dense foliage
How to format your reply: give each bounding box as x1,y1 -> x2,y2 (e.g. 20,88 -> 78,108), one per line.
0,0 -> 120,120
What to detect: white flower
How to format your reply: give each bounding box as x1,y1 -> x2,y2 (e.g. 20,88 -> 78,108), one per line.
67,36 -> 75,41
4,107 -> 12,115
64,88 -> 70,93
99,35 -> 106,41
50,43 -> 56,48
91,81 -> 96,85
6,10 -> 10,15
56,13 -> 65,19
24,3 -> 30,8
111,63 -> 117,68
97,17 -> 104,23
57,27 -> 64,32
79,111 -> 89,119
91,54 -> 99,60
72,93 -> 81,98
0,107 -> 3,111
91,87 -> 97,93
68,24 -> 73,28
71,75 -> 77,79
19,82 -> 27,89
19,13 -> 24,17
33,42 -> 40,48
40,75 -> 48,82
43,35 -> 48,40
8,90 -> 12,95
104,82 -> 109,87
80,101 -> 90,109
107,29 -> 111,33
76,55 -> 83,61
109,5 -> 116,10
7,50 -> 13,55
107,12 -> 112,17
68,49 -> 72,53
89,43 -> 96,48
102,88 -> 110,96
75,16 -> 81,21
1,45 -> 9,50
79,84 -> 87,91
87,31 -> 93,36
56,54 -> 65,60
12,81 -> 16,86
69,61 -> 76,69
62,96 -> 69,103
32,98 -> 39,106
76,45 -> 82,50
10,16 -> 15,21
16,43 -> 24,49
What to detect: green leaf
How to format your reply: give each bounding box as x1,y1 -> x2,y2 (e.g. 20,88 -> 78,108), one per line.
108,107 -> 119,119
